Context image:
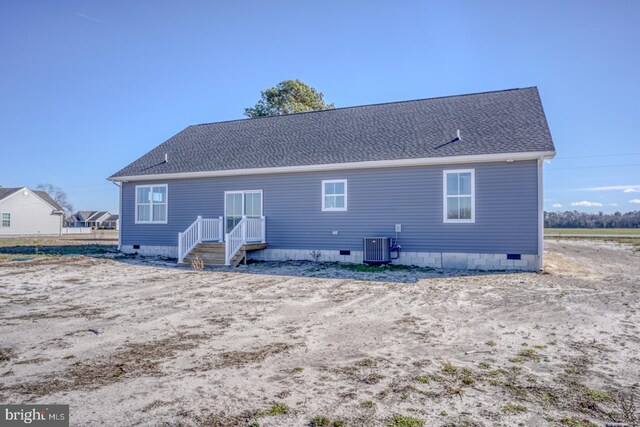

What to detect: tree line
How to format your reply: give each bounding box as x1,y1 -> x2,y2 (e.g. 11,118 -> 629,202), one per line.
545,210 -> 640,228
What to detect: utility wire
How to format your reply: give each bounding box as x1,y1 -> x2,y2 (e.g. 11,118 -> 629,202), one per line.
546,163 -> 640,171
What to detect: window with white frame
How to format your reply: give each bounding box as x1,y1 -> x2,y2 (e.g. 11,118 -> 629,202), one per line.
135,185 -> 168,223
1,213 -> 10,227
443,169 -> 475,222
322,179 -> 347,211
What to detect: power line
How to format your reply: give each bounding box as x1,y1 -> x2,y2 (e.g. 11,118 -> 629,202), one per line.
546,163 -> 640,171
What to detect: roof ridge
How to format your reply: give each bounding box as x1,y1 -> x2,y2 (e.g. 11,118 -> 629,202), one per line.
189,87 -> 538,128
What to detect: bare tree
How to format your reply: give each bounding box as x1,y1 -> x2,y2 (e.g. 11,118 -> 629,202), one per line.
36,183 -> 74,216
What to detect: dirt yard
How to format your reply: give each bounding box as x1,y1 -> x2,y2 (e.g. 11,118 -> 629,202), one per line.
0,240 -> 638,426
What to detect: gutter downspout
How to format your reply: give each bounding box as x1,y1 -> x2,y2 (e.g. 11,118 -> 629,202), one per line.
537,156 -> 544,271
111,181 -> 122,251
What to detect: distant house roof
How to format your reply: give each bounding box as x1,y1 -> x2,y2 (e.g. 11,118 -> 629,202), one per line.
0,187 -> 63,211
105,214 -> 119,222
110,87 -> 555,180
86,211 -> 109,222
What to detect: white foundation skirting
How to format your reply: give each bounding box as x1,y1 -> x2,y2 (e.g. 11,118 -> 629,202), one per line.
120,245 -> 538,271
247,248 -> 539,271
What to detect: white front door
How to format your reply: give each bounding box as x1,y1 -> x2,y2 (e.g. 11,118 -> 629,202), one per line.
224,190 -> 263,233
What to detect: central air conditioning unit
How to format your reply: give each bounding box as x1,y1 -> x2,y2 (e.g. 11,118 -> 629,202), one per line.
363,237 -> 391,264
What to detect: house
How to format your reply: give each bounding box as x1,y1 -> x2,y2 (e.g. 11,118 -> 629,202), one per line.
102,214 -> 119,229
0,187 -> 65,236
109,87 -> 556,271
67,211 -> 117,229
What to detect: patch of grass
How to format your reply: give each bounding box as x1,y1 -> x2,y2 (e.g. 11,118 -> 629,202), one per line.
446,386 -> 464,396
509,357 -> 523,363
361,400 -> 375,408
518,348 -> 541,362
500,403 -> 528,414
442,362 -> 457,374
355,358 -> 377,367
485,340 -> 497,347
558,417 -> 599,427
310,416 -> 331,426
477,362 -> 491,370
439,410 -> 448,416
586,389 -> 611,401
291,367 -> 304,373
340,262 -> 434,273
414,376 -> 430,384
62,355 -> 75,360
487,368 -> 507,377
267,403 -> 289,416
388,414 -> 425,427
461,376 -> 475,386
533,344 -> 547,350
503,382 -> 528,399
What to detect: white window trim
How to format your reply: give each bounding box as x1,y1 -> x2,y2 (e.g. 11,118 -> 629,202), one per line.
443,169 -> 475,223
1,213 -> 10,227
322,179 -> 348,212
135,184 -> 168,224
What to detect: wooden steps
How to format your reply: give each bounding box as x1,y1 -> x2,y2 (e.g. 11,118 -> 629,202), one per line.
182,242 -> 267,267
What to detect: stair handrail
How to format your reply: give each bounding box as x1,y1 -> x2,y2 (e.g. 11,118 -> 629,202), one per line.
178,216 -> 202,264
225,216 -> 247,266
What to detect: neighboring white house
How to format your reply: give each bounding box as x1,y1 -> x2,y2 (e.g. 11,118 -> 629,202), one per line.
0,187 -> 65,237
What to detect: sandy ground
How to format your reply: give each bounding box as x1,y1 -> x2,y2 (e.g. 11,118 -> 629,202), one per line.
0,239 -> 639,426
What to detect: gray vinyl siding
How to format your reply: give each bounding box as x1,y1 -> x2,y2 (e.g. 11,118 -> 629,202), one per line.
121,160 -> 539,254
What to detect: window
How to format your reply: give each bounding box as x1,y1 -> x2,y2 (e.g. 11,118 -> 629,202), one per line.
1,213 -> 10,227
322,179 -> 347,211
135,185 -> 168,223
443,169 -> 475,223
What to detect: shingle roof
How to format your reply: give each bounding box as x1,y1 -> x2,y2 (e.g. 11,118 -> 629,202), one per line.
0,188 -> 21,202
0,187 -> 63,211
86,211 -> 109,221
110,87 -> 555,178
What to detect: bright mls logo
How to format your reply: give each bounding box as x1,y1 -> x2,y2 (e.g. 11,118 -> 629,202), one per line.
1,405 -> 68,426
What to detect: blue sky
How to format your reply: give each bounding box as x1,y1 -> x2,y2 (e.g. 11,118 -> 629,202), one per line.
1,0 -> 639,214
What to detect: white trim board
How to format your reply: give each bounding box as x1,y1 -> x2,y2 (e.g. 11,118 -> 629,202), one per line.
110,151 -> 556,182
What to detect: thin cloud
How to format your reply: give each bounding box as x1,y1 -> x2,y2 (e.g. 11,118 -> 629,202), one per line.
630,199 -> 640,205
582,184 -> 640,191
571,201 -> 604,207
609,203 -> 619,207
76,12 -> 103,23
551,203 -> 562,208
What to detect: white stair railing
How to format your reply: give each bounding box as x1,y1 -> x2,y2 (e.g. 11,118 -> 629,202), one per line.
178,216 -> 223,263
225,216 -> 266,265
225,216 -> 246,266
246,216 -> 266,242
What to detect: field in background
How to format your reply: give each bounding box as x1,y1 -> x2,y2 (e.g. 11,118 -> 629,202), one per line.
545,228 -> 640,235
0,232 -> 117,262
